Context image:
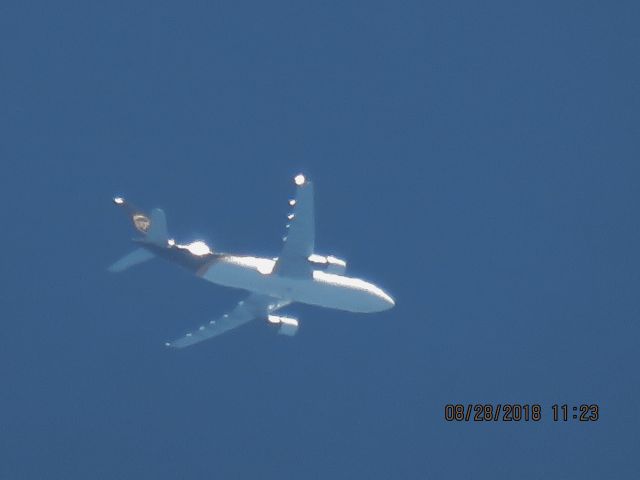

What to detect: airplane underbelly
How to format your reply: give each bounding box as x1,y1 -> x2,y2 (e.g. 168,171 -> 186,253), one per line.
200,259 -> 389,313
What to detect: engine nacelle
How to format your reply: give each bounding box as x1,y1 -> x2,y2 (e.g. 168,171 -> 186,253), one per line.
307,254 -> 347,275
267,315 -> 299,336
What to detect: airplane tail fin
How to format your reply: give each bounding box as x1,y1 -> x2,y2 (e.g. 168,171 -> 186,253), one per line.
112,197 -> 169,245
109,197 -> 170,272
145,208 -> 169,245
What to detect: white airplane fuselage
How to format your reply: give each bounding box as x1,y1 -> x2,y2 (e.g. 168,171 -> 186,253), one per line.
110,174 -> 395,347
197,254 -> 395,313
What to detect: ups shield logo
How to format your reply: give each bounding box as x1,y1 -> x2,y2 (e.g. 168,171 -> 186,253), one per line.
132,214 -> 151,233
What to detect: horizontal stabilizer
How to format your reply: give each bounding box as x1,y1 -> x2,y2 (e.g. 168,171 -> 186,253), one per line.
108,247 -> 155,273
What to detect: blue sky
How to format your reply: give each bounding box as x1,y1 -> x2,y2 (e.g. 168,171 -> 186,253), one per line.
1,1 -> 639,478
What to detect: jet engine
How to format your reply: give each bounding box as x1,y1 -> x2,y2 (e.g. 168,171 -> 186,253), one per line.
308,254 -> 347,275
268,315 -> 299,336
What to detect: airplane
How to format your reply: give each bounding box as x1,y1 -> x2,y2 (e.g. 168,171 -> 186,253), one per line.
109,174 -> 395,348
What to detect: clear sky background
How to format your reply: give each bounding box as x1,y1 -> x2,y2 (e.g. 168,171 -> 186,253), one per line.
1,1 -> 639,478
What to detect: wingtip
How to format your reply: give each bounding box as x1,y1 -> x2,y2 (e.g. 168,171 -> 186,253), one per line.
294,173 -> 312,186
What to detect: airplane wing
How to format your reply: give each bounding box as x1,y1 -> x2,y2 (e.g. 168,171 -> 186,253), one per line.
273,174 -> 315,278
166,293 -> 290,348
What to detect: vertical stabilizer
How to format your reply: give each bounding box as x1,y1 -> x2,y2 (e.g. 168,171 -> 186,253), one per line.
109,197 -> 170,273
112,197 -> 169,246
146,208 -> 168,245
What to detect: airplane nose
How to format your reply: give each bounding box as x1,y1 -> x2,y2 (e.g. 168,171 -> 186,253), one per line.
379,290 -> 395,310
358,282 -> 396,312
